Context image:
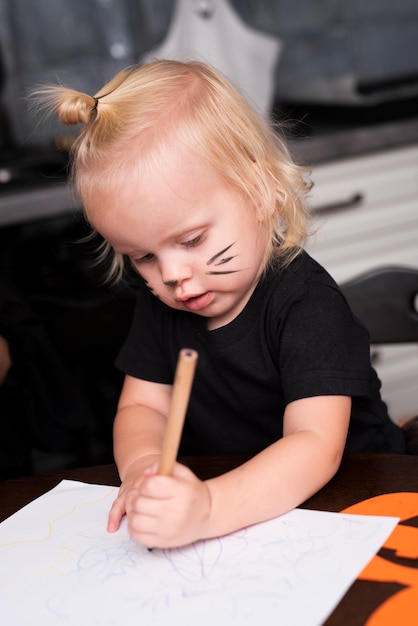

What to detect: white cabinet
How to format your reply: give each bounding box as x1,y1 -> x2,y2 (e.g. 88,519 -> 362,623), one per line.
306,143 -> 418,423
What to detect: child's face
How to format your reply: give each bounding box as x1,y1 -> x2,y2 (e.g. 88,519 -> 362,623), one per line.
87,146 -> 267,329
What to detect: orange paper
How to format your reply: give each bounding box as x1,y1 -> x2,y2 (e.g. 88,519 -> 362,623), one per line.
342,492 -> 418,625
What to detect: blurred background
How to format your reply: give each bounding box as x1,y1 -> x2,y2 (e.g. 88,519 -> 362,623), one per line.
0,0 -> 417,477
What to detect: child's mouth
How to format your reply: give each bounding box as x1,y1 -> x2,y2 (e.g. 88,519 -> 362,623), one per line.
182,291 -> 214,311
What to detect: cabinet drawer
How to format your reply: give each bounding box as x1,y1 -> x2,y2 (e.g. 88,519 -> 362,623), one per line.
307,195 -> 418,282
309,144 -> 418,213
306,145 -> 418,282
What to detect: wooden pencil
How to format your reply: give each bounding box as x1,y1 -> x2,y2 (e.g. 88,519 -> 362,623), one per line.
157,348 -> 198,476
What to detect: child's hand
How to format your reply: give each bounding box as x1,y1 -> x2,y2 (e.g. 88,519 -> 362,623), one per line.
107,454 -> 160,533
124,461 -> 212,548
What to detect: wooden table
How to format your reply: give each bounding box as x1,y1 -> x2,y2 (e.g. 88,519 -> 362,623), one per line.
1,452 -> 417,625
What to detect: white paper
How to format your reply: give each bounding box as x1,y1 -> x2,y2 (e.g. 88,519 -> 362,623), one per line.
0,480 -> 398,626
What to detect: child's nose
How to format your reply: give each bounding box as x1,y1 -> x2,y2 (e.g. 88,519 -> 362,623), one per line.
160,256 -> 192,287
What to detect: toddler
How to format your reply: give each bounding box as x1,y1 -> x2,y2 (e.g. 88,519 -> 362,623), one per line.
38,60 -> 406,548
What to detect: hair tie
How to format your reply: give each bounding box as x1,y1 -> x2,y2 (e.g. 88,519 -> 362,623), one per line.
92,89 -> 113,112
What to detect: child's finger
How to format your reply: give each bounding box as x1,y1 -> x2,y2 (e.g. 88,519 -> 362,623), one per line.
107,494 -> 126,532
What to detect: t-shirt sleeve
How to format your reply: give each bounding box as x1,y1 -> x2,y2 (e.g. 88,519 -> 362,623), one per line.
277,280 -> 372,404
115,284 -> 173,384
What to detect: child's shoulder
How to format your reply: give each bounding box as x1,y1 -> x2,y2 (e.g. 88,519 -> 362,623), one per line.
266,251 -> 338,293
258,252 -> 345,321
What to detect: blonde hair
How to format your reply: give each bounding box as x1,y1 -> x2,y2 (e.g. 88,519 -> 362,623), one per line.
34,60 -> 311,282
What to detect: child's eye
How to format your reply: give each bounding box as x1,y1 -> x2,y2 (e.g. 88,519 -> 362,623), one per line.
183,233 -> 203,248
135,253 -> 155,264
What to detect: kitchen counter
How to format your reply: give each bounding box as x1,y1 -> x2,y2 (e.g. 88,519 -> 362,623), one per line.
288,115 -> 418,167
0,179 -> 76,227
1,109 -> 418,227
0,148 -> 76,227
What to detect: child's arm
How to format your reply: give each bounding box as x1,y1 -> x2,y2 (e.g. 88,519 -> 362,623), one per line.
107,374 -> 172,531
116,393 -> 350,547
204,395 -> 351,536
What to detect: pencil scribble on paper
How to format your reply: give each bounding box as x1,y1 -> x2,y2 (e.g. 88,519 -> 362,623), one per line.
0,480 -> 398,626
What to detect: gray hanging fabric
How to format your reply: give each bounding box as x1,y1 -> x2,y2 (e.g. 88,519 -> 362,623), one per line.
142,0 -> 281,115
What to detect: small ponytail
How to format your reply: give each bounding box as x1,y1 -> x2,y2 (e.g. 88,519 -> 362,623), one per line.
32,67 -> 133,134
32,85 -> 97,126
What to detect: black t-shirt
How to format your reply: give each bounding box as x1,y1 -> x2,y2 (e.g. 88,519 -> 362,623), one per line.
116,252 -> 406,454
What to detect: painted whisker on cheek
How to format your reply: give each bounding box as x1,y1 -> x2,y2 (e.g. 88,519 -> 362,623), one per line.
205,241 -> 248,276
206,241 -> 247,275
143,278 -> 157,295
206,269 -> 246,275
206,242 -> 237,267
214,256 -> 235,266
